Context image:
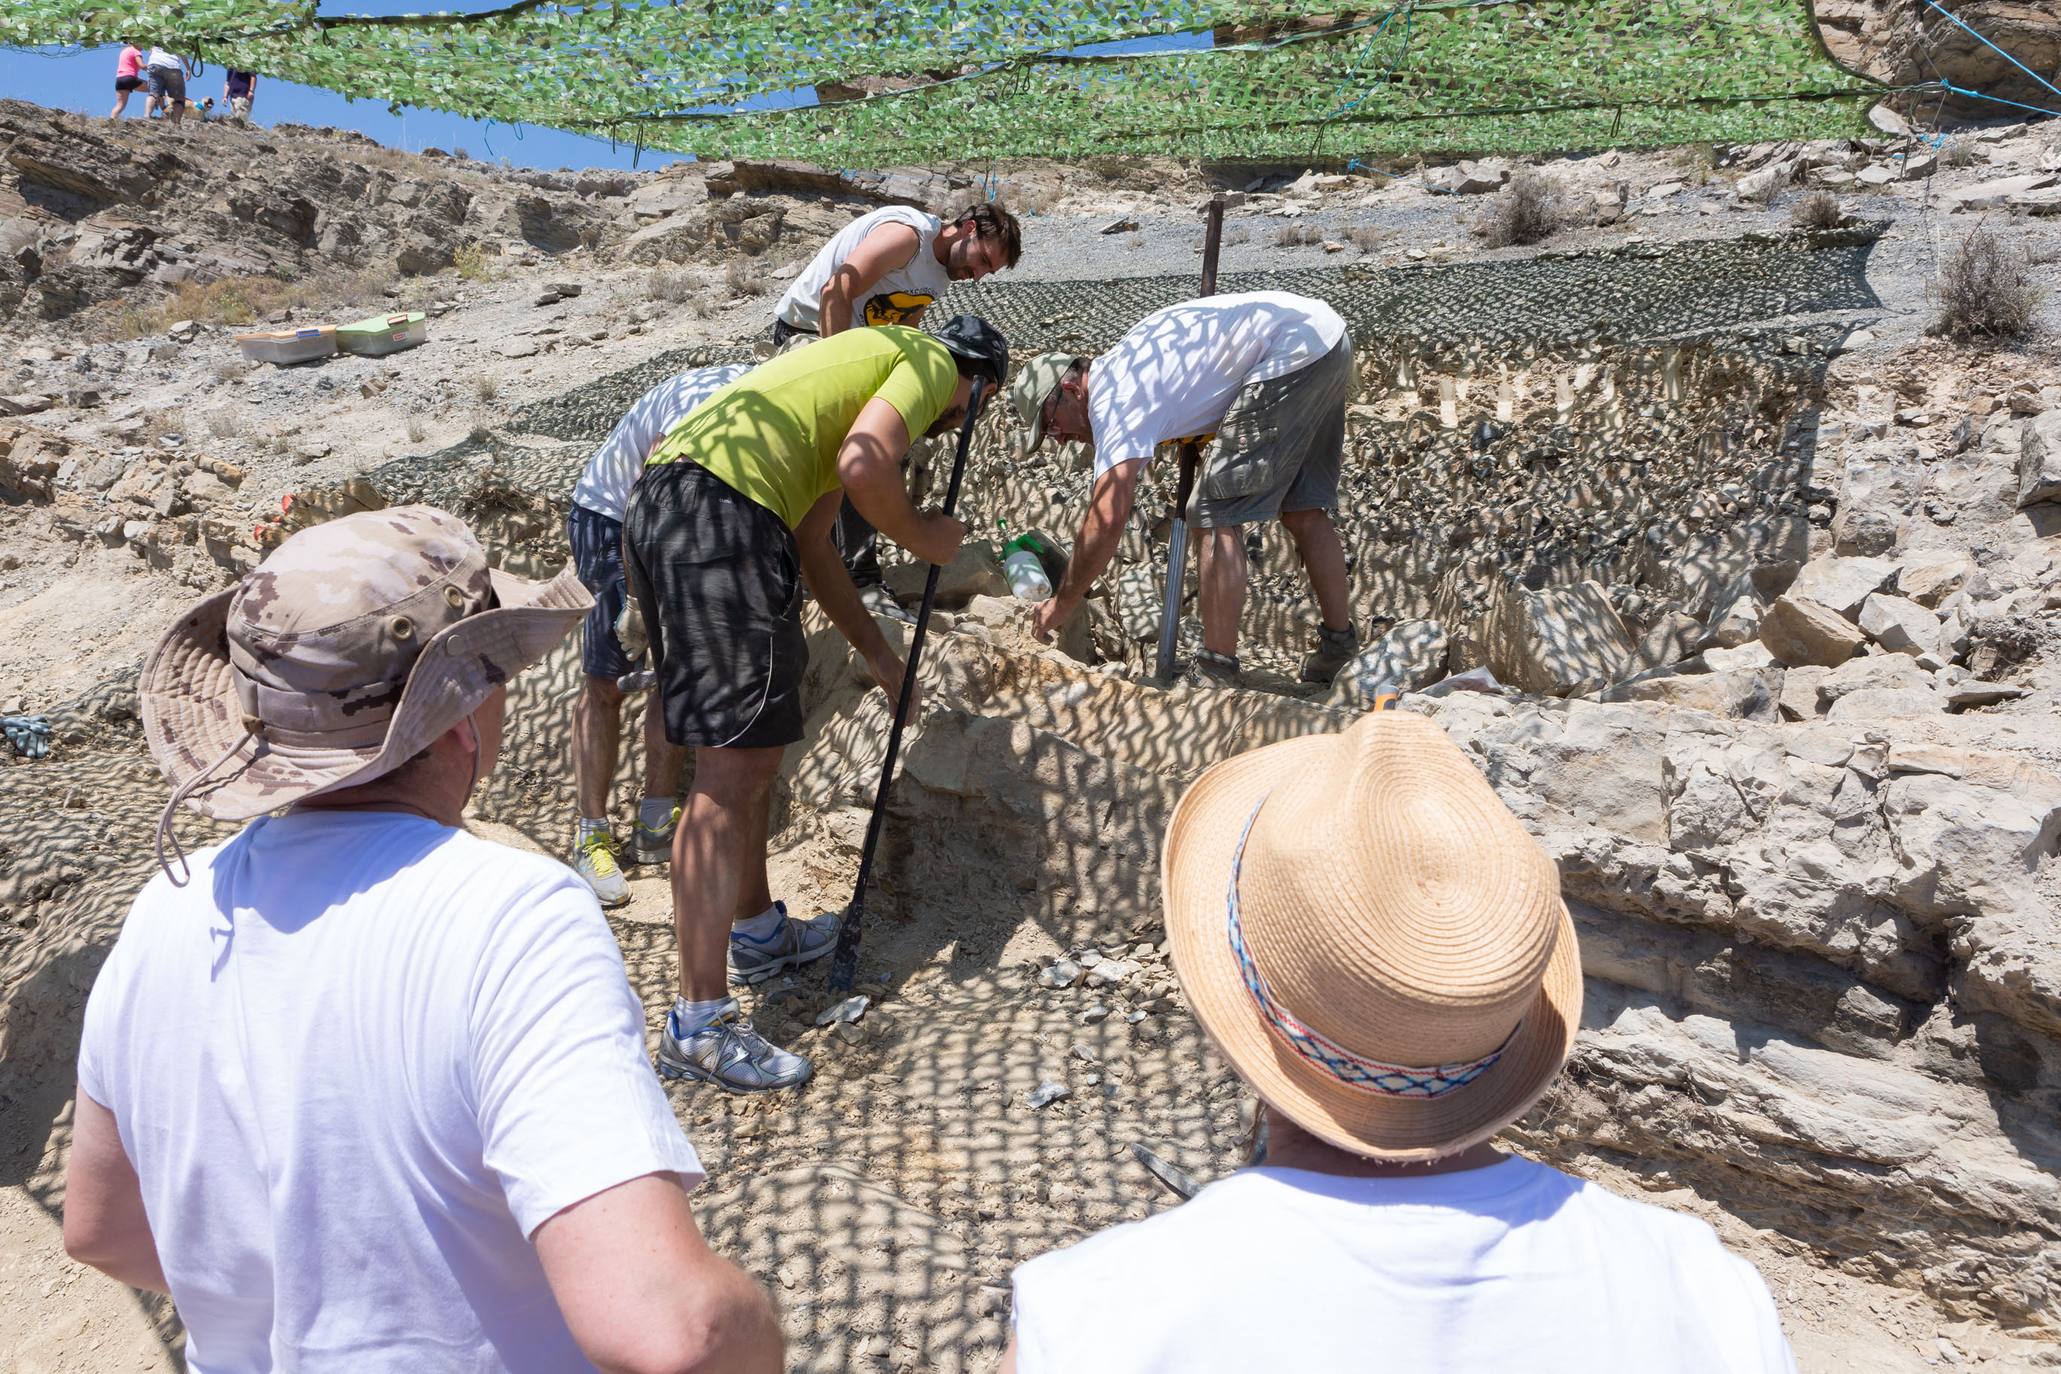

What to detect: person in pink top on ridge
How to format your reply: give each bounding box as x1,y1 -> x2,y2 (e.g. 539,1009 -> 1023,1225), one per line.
111,40 -> 144,119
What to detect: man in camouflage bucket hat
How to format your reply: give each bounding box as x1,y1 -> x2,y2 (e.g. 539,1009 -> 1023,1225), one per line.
66,507 -> 784,1373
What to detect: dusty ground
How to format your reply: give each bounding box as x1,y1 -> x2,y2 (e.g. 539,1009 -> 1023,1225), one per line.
3,101 -> 2060,1373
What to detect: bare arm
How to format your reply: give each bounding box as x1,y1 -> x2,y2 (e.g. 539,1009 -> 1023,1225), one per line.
795,491 -> 920,722
817,223 -> 920,337
836,396 -> 966,567
1031,459 -> 1143,642
997,1335 -> 1019,1373
63,1090 -> 168,1294
535,1172 -> 783,1374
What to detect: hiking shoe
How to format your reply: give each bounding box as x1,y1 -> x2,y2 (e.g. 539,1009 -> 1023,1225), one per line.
727,900 -> 841,986
859,584 -> 913,624
630,805 -> 680,866
572,831 -> 630,907
658,998 -> 812,1092
1299,625 -> 1362,685
1185,651 -> 1243,687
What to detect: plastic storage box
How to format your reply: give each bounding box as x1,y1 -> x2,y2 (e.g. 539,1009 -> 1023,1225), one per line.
234,326 -> 337,365
335,311 -> 428,358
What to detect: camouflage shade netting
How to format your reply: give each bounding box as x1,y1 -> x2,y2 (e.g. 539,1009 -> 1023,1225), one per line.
5,0 -> 1885,164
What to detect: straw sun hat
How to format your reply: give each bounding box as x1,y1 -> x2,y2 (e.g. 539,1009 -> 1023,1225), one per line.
1163,709 -> 1581,1161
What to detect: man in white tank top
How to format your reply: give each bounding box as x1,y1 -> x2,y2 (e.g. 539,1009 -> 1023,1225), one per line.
1001,710 -> 1797,1374
772,202 -> 1023,609
774,201 -> 1022,342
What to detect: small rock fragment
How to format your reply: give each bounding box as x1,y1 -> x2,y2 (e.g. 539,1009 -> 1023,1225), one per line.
815,994 -> 870,1027
1028,1081 -> 1071,1109
1038,958 -> 1084,989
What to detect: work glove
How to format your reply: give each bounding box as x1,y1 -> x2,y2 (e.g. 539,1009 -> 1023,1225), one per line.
615,596 -> 649,662
2,714 -> 51,760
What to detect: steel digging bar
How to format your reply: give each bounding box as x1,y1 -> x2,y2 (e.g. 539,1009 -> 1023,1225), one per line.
1153,196 -> 1227,681
827,377 -> 989,993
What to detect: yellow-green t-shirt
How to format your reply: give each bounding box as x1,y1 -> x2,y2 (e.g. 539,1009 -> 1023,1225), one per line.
645,326 -> 958,529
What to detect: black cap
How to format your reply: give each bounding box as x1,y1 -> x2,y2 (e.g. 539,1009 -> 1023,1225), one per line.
930,314 -> 1010,390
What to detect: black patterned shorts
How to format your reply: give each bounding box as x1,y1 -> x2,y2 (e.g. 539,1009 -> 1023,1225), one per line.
623,461 -> 807,751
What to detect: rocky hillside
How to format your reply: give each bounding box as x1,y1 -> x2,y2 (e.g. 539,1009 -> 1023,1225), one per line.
0,98 -> 1127,335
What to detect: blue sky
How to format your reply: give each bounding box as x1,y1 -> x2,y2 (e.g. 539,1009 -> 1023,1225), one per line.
1,8 -> 1207,173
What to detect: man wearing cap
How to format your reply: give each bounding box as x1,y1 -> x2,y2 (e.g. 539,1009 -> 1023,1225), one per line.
1010,291 -> 1362,686
625,315 -> 1009,1092
65,508 -> 783,1372
773,201 -> 1023,618
999,710 -> 1796,1373
566,361 -> 751,907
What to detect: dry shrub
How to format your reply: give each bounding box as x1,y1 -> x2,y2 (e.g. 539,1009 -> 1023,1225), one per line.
1939,137 -> 1978,169
1478,171 -> 1563,248
473,374 -> 500,402
1674,142 -> 1716,186
1791,191 -> 1843,232
1270,220 -> 1324,248
1344,225 -> 1385,253
1123,233 -> 1144,251
649,268 -> 698,303
406,416 -> 428,443
452,244 -> 495,282
1936,226 -> 2042,342
724,259 -> 771,298
200,408 -> 246,438
1003,179 -> 1060,215
97,265 -> 398,341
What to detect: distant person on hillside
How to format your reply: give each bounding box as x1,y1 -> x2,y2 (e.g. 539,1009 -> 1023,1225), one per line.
623,317 -> 1007,1092
1011,291 -> 1362,686
564,360 -> 750,907
110,41 -> 144,119
1000,710 -> 1797,1374
224,68 -> 258,120
143,47 -> 189,125
63,507 -> 783,1373
770,202 -> 1023,617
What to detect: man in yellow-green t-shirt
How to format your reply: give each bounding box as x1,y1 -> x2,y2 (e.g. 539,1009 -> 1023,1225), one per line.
623,315 -> 1009,1094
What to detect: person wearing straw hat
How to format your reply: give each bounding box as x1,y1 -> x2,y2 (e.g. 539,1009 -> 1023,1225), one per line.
65,507 -> 783,1374
626,316 -> 1009,1094
1009,291 -> 1362,686
1000,710 -> 1795,1373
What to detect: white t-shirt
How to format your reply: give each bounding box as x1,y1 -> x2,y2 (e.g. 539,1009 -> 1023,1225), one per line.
1011,1158 -> 1797,1374
1087,290 -> 1348,478
570,362 -> 750,520
145,47 -> 184,71
77,811 -> 704,1374
775,205 -> 951,333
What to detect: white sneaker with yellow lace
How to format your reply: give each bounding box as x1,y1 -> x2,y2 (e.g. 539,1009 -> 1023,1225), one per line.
571,828 -> 630,907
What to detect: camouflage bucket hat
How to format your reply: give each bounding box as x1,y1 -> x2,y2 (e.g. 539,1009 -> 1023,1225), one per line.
140,505 -> 590,863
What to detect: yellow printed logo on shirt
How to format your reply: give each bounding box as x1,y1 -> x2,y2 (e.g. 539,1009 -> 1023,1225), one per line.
863,291 -> 937,327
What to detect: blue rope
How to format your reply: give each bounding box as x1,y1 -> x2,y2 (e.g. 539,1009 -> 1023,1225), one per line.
1941,81 -> 2061,121
1922,0 -> 2061,104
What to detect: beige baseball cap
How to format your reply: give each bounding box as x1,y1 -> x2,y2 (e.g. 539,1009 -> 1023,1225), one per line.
1007,351 -> 1079,455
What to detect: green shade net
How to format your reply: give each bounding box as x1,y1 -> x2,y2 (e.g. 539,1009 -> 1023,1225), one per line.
4,0 -> 1885,164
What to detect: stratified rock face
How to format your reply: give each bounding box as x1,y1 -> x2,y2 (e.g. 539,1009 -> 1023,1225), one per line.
1817,0 -> 2061,122
1412,692 -> 2061,1328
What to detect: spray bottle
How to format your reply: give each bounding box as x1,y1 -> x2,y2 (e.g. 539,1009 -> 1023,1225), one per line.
997,519 -> 1054,603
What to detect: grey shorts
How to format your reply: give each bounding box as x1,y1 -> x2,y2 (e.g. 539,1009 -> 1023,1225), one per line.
1193,336 -> 1353,529
146,66 -> 185,103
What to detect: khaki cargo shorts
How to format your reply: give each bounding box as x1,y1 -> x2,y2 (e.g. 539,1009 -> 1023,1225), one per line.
1193,336 -> 1354,529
